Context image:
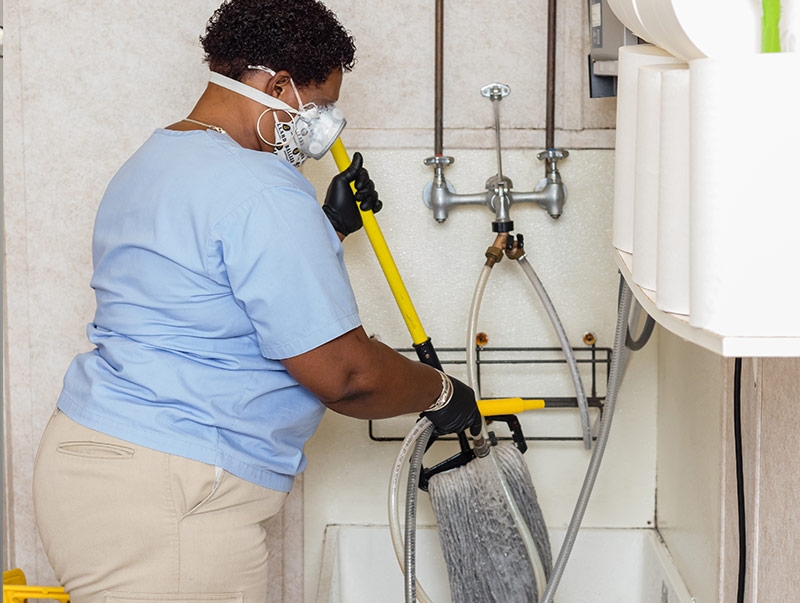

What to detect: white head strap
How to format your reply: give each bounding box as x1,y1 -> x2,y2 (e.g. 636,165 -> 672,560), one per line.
209,71 -> 297,114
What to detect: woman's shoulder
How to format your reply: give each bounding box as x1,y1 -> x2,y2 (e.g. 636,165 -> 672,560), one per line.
206,133 -> 315,195
139,128 -> 315,198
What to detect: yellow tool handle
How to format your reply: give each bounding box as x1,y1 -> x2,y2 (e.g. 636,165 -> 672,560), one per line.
478,398 -> 545,416
330,138 -> 428,345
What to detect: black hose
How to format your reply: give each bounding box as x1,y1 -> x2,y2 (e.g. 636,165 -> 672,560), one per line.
615,271 -> 656,352
734,357 -> 746,603
625,315 -> 656,351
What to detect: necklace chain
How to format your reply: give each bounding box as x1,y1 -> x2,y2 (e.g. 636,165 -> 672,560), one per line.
182,118 -> 226,134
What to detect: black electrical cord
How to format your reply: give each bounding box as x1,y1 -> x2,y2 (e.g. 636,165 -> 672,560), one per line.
616,271 -> 656,352
733,357 -> 746,603
625,314 -> 656,351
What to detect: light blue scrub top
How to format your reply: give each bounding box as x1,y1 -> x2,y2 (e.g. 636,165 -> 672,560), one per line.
57,129 -> 361,492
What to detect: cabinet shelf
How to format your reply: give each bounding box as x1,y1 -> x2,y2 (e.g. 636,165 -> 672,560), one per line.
612,244 -> 800,358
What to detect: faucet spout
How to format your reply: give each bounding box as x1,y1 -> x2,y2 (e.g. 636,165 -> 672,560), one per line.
507,170 -> 567,220
423,155 -> 455,222
536,148 -> 570,219
537,177 -> 567,220
485,174 -> 515,231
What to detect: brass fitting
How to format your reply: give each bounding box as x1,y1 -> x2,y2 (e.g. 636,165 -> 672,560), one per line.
484,233 -> 508,267
505,237 -> 525,260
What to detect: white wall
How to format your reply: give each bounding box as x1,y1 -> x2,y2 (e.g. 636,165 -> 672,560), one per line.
656,331 -> 727,602
3,0 -> 223,581
2,0 -> 662,598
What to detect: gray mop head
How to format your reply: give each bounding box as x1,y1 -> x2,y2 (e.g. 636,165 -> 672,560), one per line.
428,443 -> 552,603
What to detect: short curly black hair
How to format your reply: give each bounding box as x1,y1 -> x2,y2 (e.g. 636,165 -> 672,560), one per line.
200,0 -> 356,87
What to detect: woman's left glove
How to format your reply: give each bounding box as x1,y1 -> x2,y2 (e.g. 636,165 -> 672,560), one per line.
323,152 -> 383,237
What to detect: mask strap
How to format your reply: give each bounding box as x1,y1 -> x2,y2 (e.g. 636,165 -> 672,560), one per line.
289,78 -> 306,109
248,65 -> 307,110
256,108 -> 284,149
209,71 -> 297,114
248,65 -> 276,76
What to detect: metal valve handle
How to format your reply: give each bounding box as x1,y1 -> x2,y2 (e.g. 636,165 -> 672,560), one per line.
423,155 -> 454,167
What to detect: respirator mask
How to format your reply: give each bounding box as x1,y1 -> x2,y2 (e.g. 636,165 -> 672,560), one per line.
208,69 -> 346,167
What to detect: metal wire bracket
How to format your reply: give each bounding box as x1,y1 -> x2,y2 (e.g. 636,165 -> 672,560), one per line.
368,343 -> 612,443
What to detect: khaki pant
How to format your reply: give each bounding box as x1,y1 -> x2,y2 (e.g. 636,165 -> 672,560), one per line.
33,410 -> 288,603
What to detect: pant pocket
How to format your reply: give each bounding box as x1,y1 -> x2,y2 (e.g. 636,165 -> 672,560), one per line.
56,440 -> 135,459
105,593 -> 243,603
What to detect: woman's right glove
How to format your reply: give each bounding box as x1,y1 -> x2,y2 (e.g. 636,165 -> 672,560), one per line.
421,372 -> 483,436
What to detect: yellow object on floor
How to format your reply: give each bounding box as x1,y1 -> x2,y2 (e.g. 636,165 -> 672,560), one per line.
3,568 -> 70,603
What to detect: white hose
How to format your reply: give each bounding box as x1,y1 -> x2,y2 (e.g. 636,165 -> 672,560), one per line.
466,262 -> 548,601
465,264 -> 492,434
517,255 -> 592,449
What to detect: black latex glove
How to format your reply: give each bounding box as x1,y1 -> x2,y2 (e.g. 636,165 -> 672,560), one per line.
322,152 -> 383,237
422,375 -> 483,437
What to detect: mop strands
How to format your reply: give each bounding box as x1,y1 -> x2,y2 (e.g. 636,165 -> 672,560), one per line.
428,442 -> 552,603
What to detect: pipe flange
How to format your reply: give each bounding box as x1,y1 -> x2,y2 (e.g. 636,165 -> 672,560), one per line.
480,83 -> 511,99
424,155 -> 454,167
537,148 -> 569,162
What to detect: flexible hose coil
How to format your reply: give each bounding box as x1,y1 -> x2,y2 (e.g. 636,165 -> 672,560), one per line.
389,418 -> 437,603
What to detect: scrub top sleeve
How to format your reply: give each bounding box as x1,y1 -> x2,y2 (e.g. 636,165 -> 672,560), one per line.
211,186 -> 361,360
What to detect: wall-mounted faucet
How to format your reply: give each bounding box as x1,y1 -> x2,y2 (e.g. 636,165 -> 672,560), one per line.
423,82 -> 569,230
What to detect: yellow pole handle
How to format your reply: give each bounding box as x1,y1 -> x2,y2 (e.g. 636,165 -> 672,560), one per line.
477,398 -> 545,416
329,138 -> 428,345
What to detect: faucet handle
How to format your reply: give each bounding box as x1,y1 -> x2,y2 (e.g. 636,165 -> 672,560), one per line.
537,148 -> 569,162
424,155 -> 454,167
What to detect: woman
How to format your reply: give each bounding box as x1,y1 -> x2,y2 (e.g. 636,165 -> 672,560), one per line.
32,1 -> 480,602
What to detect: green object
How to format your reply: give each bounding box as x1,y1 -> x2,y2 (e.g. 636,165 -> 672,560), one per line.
763,0 -> 782,52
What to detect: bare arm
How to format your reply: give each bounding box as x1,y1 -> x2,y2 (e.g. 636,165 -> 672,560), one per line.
281,326 -> 441,419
